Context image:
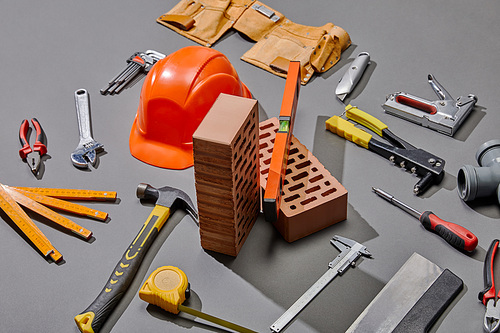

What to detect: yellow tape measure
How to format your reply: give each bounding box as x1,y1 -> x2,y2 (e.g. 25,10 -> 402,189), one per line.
139,266 -> 257,333
0,185 -> 62,262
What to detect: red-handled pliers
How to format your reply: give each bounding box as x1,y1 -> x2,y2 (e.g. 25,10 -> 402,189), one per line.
19,118 -> 47,175
479,239 -> 500,332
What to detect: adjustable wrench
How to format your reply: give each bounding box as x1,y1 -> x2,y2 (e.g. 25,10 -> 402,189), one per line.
71,89 -> 103,168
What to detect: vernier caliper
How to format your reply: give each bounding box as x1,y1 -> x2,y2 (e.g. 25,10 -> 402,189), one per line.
270,235 -> 372,332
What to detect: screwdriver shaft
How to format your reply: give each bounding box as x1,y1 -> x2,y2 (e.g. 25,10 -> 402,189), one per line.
372,187 -> 421,219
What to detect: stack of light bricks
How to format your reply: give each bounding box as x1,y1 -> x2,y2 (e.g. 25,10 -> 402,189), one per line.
259,117 -> 347,242
193,94 -> 260,256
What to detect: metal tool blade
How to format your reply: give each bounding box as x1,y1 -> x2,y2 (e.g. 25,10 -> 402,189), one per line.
346,253 -> 447,333
335,52 -> 370,101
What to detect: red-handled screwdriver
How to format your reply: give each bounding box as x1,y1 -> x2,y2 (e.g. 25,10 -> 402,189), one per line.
372,187 -> 478,252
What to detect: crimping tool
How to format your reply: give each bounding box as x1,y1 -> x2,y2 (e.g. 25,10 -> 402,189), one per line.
326,105 -> 445,195
382,74 -> 477,136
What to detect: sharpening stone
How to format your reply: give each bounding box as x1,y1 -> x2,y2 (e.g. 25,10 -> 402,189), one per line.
346,253 -> 463,333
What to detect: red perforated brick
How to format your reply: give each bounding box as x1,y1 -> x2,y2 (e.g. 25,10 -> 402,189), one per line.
193,94 -> 260,256
259,117 -> 347,242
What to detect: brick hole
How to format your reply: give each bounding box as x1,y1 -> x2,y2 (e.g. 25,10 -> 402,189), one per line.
243,159 -> 253,175
253,133 -> 256,141
305,185 -> 321,194
289,147 -> 299,155
310,174 -> 324,183
289,183 -> 305,192
298,154 -> 306,159
236,174 -> 244,188
259,132 -> 271,139
260,142 -> 268,150
271,138 -> 275,144
249,123 -> 256,133
288,158 -> 295,164
243,119 -> 251,132
324,181 -> 330,186
296,161 -> 312,169
273,128 -> 278,133
285,168 -> 293,175
240,137 -> 247,150
300,196 -> 317,205
240,179 -> 249,192
267,148 -> 273,154
234,152 -> 238,160
237,232 -> 246,246
283,179 -> 289,185
261,168 -> 269,175
235,155 -> 243,169
284,194 -> 300,202
259,153 -> 263,158
292,171 -> 309,181
312,167 -> 318,172
245,142 -> 255,155
234,134 -> 241,146
290,205 -> 297,210
260,122 -> 274,130
321,188 -> 337,197
263,158 -> 271,165
236,193 -> 239,200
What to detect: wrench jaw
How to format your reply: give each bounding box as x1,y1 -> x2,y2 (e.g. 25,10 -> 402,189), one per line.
71,142 -> 103,168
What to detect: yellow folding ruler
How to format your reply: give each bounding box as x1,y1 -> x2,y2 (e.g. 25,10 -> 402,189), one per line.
0,183 -> 117,262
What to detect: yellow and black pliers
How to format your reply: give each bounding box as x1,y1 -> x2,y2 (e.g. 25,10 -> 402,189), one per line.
19,118 -> 47,176
326,105 -> 445,195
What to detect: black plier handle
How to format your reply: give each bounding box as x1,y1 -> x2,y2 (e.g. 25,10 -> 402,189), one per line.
326,104 -> 445,195
19,118 -> 47,175
480,239 -> 500,332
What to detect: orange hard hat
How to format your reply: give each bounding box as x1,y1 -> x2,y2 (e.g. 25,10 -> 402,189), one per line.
129,46 -> 252,169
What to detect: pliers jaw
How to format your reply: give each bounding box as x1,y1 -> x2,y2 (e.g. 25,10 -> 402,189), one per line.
484,299 -> 500,332
27,154 -> 41,175
481,239 -> 500,332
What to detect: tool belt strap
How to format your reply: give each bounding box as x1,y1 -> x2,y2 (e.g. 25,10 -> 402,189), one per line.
157,0 -> 351,84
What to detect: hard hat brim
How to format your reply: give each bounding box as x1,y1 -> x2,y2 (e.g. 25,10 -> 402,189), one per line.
129,117 -> 194,170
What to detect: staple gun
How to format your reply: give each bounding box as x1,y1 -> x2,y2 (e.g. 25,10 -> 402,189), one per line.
382,74 -> 477,136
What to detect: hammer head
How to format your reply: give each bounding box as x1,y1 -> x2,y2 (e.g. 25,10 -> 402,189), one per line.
136,183 -> 198,223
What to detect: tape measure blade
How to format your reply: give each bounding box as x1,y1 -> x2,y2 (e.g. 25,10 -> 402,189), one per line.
5,187 -> 92,240
13,187 -> 117,201
11,188 -> 108,221
0,186 -> 61,261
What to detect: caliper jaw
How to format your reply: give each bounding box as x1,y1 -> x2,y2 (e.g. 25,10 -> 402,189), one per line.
330,235 -> 372,275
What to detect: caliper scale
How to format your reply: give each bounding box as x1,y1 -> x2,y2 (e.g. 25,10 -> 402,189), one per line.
270,235 -> 371,332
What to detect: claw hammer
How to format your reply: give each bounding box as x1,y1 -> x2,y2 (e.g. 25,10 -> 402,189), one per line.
74,183 -> 198,333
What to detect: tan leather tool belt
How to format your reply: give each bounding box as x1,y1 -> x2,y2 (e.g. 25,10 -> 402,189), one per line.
158,0 -> 351,84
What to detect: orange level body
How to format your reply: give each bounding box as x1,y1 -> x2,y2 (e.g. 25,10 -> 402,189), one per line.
263,61 -> 301,222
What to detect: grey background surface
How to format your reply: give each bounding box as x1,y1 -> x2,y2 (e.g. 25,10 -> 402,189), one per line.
1,0 -> 499,332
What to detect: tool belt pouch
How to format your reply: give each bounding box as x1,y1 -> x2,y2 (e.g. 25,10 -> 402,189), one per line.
233,1 -> 351,84
157,0 -> 251,46
158,0 -> 351,84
